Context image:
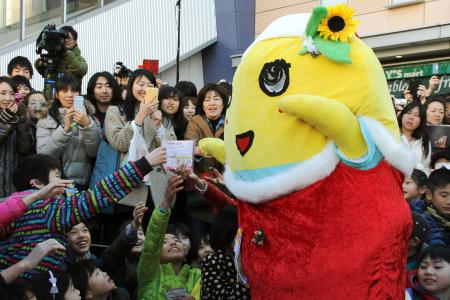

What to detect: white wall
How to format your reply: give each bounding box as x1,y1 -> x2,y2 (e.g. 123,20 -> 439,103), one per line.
0,0 -> 217,92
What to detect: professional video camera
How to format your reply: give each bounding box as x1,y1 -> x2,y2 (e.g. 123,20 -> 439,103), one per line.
35,24 -> 68,100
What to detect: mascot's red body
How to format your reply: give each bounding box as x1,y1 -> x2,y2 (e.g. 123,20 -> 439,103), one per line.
239,161 -> 411,299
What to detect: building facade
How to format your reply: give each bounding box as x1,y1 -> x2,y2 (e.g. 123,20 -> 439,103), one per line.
255,0 -> 450,97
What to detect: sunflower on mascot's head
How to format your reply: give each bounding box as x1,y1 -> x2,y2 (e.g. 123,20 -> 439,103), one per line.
200,4 -> 416,299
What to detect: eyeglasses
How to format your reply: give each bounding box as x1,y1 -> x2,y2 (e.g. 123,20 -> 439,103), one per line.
64,37 -> 74,41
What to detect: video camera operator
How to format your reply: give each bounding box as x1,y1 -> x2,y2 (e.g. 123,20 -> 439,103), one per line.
35,25 -> 88,84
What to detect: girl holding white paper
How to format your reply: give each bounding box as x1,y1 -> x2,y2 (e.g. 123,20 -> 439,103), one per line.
105,69 -> 176,218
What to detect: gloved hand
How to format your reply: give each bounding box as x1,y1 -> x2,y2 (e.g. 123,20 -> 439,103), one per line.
0,108 -> 19,124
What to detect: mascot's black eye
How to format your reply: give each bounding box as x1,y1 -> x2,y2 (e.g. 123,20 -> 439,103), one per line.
259,59 -> 291,97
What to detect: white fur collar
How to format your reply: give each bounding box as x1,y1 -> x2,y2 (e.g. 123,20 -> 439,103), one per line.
224,117 -> 416,203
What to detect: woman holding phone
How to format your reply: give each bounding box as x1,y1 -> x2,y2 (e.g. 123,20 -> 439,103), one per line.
105,69 -> 176,228
36,75 -> 100,189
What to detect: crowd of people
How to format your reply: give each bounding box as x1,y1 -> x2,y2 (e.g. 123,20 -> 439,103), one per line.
0,25 -> 450,299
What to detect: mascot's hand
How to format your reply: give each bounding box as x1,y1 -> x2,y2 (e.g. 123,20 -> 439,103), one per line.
278,94 -> 367,159
199,138 -> 225,164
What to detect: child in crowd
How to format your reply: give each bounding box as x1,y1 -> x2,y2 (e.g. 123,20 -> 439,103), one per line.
416,168 -> 450,246
11,75 -> 32,99
407,213 -> 431,272
31,270 -> 81,300
404,169 -> 428,210
406,245 -> 450,300
69,260 -> 126,300
201,206 -> 250,299
167,222 -> 192,258
0,147 -> 166,279
190,234 -> 213,268
137,175 -> 201,300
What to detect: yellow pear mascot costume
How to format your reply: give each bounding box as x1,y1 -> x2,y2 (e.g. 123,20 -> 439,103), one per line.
200,4 -> 416,299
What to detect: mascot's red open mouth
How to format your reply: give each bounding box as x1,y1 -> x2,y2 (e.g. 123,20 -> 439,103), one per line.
235,130 -> 254,156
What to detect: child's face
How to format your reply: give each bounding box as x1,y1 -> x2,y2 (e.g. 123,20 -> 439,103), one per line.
183,100 -> 196,121
197,240 -> 213,262
431,184 -> 450,215
403,177 -> 420,200
17,84 -> 30,98
418,256 -> 450,295
87,268 -> 115,297
27,93 -> 48,120
131,227 -> 145,254
64,280 -> 81,300
177,232 -> 191,256
161,234 -> 185,263
68,223 -> 92,257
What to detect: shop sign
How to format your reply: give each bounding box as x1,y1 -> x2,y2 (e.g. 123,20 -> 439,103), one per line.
384,62 -> 450,80
388,74 -> 450,98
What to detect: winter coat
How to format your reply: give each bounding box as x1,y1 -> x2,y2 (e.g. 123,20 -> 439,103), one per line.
201,249 -> 251,299
105,105 -> 176,206
36,101 -> 100,186
0,158 -> 152,279
101,224 -> 140,298
411,202 -> 450,246
0,105 -> 28,198
184,115 -> 224,174
0,195 -> 27,229
406,274 -> 439,300
137,207 -> 201,300
35,45 -> 88,81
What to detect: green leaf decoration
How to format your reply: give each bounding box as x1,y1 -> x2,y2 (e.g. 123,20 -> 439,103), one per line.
305,6 -> 328,37
313,36 -> 351,64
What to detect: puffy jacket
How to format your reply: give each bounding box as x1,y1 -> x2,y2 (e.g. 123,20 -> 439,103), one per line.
36,101 -> 100,186
137,207 -> 201,300
412,203 -> 450,246
0,195 -> 27,229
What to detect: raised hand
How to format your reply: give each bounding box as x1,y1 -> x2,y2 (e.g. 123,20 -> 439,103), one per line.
132,202 -> 148,229
63,107 -> 75,133
145,146 -> 167,166
73,110 -> 91,128
21,239 -> 66,270
161,175 -> 184,210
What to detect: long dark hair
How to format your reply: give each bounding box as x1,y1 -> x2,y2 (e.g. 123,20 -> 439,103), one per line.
158,86 -> 187,139
48,75 -> 80,126
86,71 -> 122,110
0,76 -> 18,93
397,101 -> 430,158
123,69 -> 156,121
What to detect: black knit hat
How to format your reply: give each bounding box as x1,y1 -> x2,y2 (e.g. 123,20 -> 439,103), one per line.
412,212 -> 430,242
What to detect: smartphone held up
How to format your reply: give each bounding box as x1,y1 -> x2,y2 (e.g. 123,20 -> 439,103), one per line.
144,87 -> 159,105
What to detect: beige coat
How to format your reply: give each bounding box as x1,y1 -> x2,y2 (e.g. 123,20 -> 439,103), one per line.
36,101 -> 100,186
184,115 -> 224,174
105,106 -> 176,206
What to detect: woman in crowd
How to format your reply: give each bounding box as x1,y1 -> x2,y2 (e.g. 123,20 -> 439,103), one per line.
425,96 -> 446,125
86,72 -> 122,129
105,69 -> 175,227
182,96 -> 197,122
0,76 -> 27,198
184,83 -> 228,239
36,75 -> 100,189
16,91 -> 49,157
158,86 -> 187,140
398,101 -> 432,174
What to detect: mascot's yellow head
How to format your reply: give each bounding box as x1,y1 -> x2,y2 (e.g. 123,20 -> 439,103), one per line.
200,5 -> 413,202
228,5 -> 397,171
